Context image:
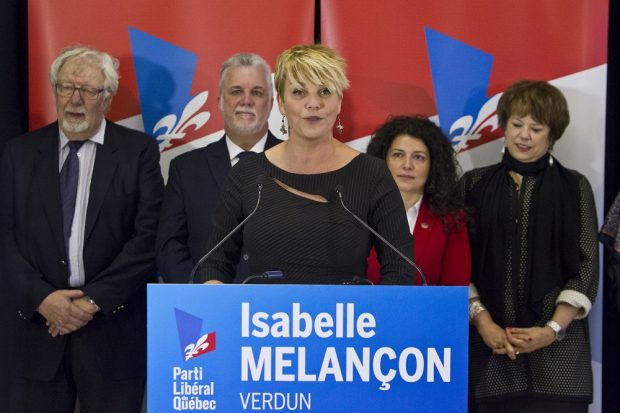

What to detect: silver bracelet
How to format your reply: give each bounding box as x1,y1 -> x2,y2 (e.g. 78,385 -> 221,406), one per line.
468,300 -> 487,323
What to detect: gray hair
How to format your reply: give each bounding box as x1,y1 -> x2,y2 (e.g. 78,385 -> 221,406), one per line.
219,53 -> 273,98
49,45 -> 120,96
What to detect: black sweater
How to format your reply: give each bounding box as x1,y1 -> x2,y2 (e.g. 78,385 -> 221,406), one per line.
197,153 -> 413,285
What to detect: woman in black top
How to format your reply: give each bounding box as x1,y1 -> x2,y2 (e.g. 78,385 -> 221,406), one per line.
464,80 -> 598,412
198,45 -> 413,285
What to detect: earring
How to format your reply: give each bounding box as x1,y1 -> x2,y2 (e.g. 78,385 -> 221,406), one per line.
500,146 -> 505,155
335,117 -> 344,134
548,154 -> 554,166
280,116 -> 287,134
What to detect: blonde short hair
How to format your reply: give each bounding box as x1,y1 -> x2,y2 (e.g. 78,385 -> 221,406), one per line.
274,44 -> 349,99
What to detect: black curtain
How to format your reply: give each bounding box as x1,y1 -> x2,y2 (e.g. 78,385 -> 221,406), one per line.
0,1 -> 618,412
602,1 -> 620,412
604,1 -> 620,207
0,0 -> 28,150
0,1 -> 28,411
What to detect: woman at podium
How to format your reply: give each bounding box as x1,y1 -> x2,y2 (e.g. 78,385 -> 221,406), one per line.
365,115 -> 471,286
196,44 -> 414,285
464,80 -> 598,413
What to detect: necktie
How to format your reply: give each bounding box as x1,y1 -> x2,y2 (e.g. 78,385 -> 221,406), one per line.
237,151 -> 256,160
60,140 -> 85,255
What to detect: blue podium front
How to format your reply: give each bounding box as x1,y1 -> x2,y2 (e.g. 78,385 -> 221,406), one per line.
147,284 -> 468,412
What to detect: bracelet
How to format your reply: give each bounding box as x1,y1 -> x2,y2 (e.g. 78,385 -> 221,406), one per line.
468,300 -> 487,323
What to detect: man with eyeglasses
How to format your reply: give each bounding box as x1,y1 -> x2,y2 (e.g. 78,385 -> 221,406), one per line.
0,45 -> 163,412
156,53 -> 281,283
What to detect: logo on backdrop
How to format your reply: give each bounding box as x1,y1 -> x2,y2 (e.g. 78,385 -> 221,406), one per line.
127,26 -> 507,155
425,27 -> 504,152
174,308 -> 217,361
129,28 -> 212,152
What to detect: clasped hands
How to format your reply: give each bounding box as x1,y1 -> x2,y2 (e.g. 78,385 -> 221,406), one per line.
37,290 -> 100,337
477,319 -> 556,360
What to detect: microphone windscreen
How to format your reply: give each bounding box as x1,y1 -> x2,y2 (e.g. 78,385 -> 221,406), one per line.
256,174 -> 265,186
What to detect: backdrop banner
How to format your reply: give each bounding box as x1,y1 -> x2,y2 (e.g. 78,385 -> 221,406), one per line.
27,0 -> 314,177
321,1 -> 608,411
148,284 -> 468,412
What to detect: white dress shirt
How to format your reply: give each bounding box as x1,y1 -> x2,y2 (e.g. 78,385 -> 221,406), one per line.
226,133 -> 268,166
406,196 -> 423,234
58,120 -> 106,287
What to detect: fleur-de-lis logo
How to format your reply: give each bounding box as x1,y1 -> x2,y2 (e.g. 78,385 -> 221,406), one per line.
184,332 -> 216,361
154,91 -> 211,151
449,95 -> 503,152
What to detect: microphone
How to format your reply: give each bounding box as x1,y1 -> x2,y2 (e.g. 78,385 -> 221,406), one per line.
189,175 -> 265,284
241,270 -> 285,284
334,184 -> 427,286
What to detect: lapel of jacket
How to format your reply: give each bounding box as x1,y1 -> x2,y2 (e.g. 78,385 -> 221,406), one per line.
413,200 -> 435,258
35,125 -> 65,258
84,121 -> 119,243
205,135 -> 232,192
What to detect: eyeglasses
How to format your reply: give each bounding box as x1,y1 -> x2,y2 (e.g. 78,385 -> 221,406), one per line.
55,83 -> 107,100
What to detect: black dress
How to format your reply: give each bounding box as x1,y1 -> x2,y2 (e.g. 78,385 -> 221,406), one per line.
197,153 -> 414,285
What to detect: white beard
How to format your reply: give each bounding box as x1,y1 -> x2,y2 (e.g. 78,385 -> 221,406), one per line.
61,118 -> 89,134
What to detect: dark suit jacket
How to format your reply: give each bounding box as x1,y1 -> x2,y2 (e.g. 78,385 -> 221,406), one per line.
156,131 -> 281,282
367,200 -> 471,286
0,121 -> 164,381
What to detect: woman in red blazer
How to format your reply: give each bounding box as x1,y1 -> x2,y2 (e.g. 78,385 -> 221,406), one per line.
366,115 -> 470,286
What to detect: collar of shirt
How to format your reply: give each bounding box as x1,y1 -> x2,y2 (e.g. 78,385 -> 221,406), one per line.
58,119 -> 107,150
406,196 -> 423,234
225,132 -> 268,166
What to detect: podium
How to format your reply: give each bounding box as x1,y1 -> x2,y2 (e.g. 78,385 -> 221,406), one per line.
147,284 -> 468,412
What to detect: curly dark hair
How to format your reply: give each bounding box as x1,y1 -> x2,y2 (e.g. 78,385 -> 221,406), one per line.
366,115 -> 465,232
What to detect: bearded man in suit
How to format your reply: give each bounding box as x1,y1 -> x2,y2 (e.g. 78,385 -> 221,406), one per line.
156,53 -> 282,282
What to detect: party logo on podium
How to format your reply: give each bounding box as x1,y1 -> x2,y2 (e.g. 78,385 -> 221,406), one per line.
174,308 -> 217,361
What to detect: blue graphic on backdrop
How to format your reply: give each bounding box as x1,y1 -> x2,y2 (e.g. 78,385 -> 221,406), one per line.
129,28 -> 211,150
425,27 -> 502,151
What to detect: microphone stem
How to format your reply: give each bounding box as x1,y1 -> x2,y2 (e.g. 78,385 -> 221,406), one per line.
189,183 -> 263,284
337,190 -> 427,286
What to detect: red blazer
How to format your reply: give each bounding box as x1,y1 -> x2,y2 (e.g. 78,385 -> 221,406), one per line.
367,200 -> 471,286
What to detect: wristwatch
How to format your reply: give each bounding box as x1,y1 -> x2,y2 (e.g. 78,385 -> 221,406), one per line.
545,320 -> 566,341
